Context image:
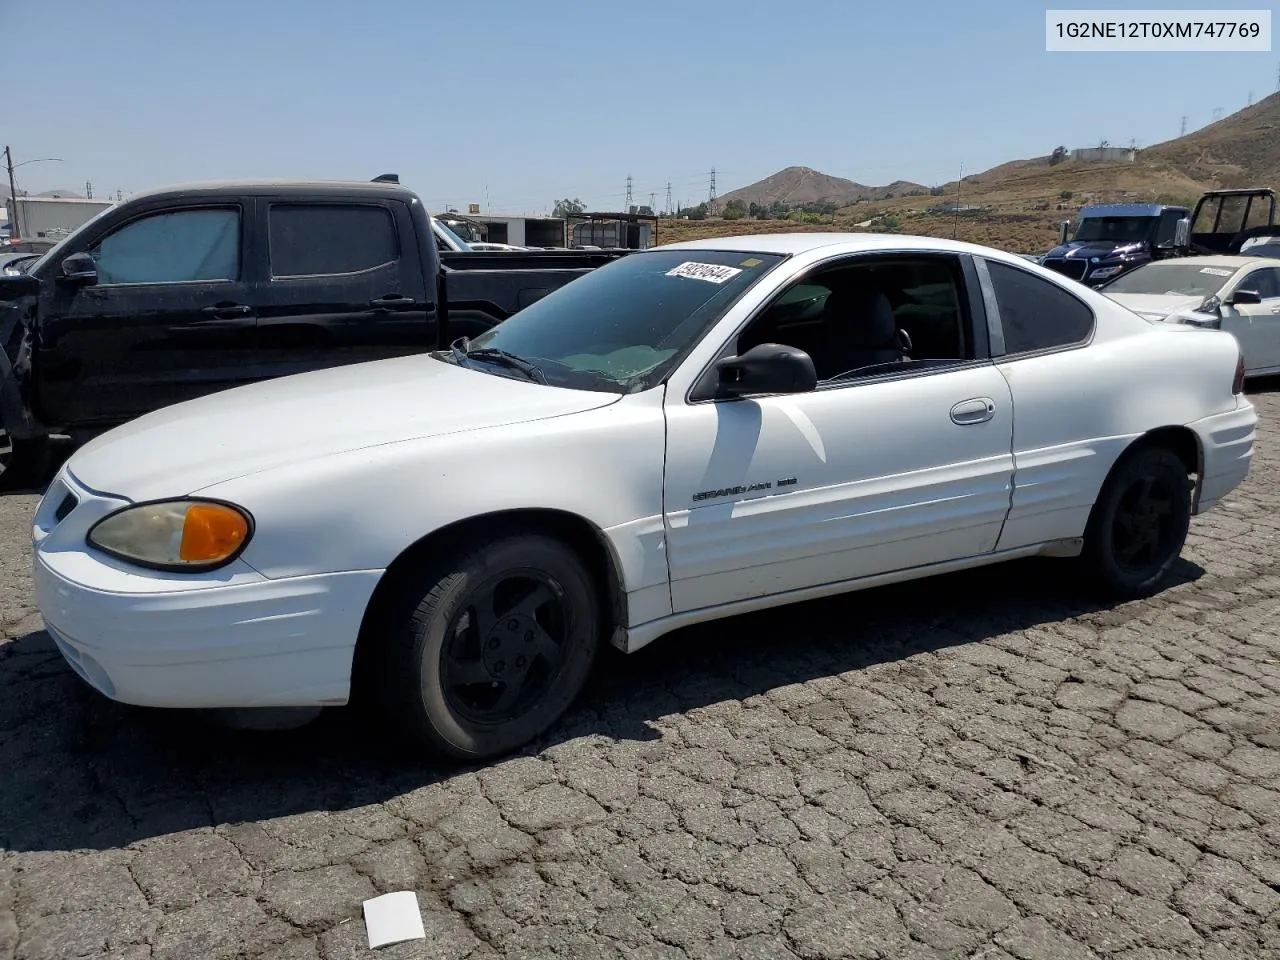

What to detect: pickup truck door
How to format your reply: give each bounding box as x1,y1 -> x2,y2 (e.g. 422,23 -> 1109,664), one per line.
33,203 -> 259,427
253,198 -> 434,377
1220,266 -> 1280,373
661,251 -> 1015,614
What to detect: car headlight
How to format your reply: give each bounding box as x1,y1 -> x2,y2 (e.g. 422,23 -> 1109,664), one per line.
87,499 -> 253,571
1090,264 -> 1125,279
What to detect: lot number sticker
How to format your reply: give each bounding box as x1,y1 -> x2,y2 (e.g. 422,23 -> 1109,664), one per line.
1200,267 -> 1234,277
666,261 -> 743,284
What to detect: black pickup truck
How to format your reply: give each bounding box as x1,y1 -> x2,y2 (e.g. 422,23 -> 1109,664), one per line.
0,177 -> 631,485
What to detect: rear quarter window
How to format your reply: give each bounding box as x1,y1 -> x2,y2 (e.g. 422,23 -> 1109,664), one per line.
986,259 -> 1095,355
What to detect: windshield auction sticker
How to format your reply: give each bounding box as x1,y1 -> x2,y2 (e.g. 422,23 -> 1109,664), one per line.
1200,267 -> 1234,276
666,261 -> 744,284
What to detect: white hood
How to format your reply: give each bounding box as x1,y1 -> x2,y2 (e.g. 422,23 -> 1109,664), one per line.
66,354 -> 620,500
1106,292 -> 1208,320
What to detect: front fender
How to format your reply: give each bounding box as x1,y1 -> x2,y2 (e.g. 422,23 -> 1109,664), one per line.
0,335 -> 43,440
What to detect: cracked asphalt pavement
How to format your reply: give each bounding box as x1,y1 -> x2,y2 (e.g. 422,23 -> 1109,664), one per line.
3,392 -> 1280,960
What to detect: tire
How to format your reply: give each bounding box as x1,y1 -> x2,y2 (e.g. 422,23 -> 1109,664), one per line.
1080,445 -> 1192,599
378,533 -> 600,760
0,413 -> 49,491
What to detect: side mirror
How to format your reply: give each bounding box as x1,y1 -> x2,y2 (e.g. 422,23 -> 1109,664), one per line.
1057,220 -> 1070,245
713,343 -> 817,399
58,252 -> 98,285
1174,218 -> 1190,249
1228,288 -> 1263,306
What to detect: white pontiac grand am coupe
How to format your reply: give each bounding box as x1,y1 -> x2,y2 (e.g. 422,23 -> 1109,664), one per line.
32,233 -> 1257,760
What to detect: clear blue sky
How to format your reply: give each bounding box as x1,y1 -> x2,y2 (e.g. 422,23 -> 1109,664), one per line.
6,0 -> 1276,214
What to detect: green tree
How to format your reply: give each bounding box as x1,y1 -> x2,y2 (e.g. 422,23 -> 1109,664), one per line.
553,198 -> 586,218
723,199 -> 747,220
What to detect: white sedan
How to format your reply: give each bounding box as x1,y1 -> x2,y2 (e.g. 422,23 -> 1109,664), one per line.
1100,255 -> 1280,376
32,233 -> 1257,760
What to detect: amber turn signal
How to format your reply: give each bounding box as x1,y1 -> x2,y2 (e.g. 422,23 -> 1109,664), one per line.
180,503 -> 250,562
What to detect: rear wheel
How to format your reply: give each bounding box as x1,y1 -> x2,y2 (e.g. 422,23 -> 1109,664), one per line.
378,533 -> 600,760
1081,445 -> 1192,599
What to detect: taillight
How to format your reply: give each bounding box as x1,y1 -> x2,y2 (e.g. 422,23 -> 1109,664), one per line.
1232,349 -> 1246,395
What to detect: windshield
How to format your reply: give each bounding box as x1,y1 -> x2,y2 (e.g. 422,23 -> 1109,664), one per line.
433,219 -> 472,251
1073,216 -> 1155,244
1102,262 -> 1236,298
26,203 -> 118,276
456,248 -> 785,393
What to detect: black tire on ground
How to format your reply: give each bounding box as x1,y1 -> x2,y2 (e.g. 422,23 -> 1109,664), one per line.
0,414 -> 49,491
378,533 -> 600,760
1080,444 -> 1193,599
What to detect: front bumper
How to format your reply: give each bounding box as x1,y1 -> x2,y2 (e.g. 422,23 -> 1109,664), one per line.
31,468 -> 383,708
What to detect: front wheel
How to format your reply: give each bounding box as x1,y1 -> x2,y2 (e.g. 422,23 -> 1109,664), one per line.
379,533 -> 600,760
1080,445 -> 1192,599
0,412 -> 49,491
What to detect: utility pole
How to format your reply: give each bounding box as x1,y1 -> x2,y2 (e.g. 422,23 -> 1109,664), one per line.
624,174 -> 632,212
665,182 -> 672,217
3,147 -> 18,237
951,162 -> 963,240
708,167 -> 717,216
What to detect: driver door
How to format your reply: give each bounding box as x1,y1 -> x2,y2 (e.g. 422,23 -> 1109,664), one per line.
661,251 -> 1015,613
1222,266 -> 1280,373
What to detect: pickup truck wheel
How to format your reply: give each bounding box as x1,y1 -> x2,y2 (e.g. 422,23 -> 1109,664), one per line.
1081,445 -> 1191,599
0,418 -> 49,491
383,534 -> 599,760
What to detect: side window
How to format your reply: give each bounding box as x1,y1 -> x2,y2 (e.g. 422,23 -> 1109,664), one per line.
1245,267 -> 1280,300
986,259 -> 1094,355
268,204 -> 398,278
737,255 -> 971,383
88,207 -> 240,285
1155,209 -> 1181,246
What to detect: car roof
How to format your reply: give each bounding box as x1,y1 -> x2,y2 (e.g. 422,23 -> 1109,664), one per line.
651,231 -> 1028,262
122,179 -> 417,203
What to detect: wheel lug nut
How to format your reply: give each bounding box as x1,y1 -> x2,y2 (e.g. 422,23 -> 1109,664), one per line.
494,661 -> 504,673
488,638 -> 500,650
516,656 -> 526,667
507,619 -> 518,631
524,631 -> 533,642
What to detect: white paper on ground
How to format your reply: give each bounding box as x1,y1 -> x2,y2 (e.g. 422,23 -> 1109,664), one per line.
363,891 -> 426,949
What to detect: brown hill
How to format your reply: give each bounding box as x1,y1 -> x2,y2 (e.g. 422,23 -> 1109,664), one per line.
661,93 -> 1279,254
717,165 -> 928,208
1142,91 -> 1280,188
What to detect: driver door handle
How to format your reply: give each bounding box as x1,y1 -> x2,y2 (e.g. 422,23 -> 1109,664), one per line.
951,397 -> 995,425
200,303 -> 253,316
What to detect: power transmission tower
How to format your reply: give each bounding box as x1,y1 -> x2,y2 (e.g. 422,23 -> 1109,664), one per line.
665,182 -> 672,216
1180,115 -> 1187,136
1276,61 -> 1280,91
625,175 -> 632,212
1213,107 -> 1224,121
708,167 -> 717,215
649,192 -> 655,213
1248,90 -> 1254,106
85,180 -> 93,199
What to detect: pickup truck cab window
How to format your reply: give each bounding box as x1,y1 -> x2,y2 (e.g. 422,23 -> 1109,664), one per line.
460,249 -> 785,393
89,207 -> 240,285
267,203 -> 398,277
